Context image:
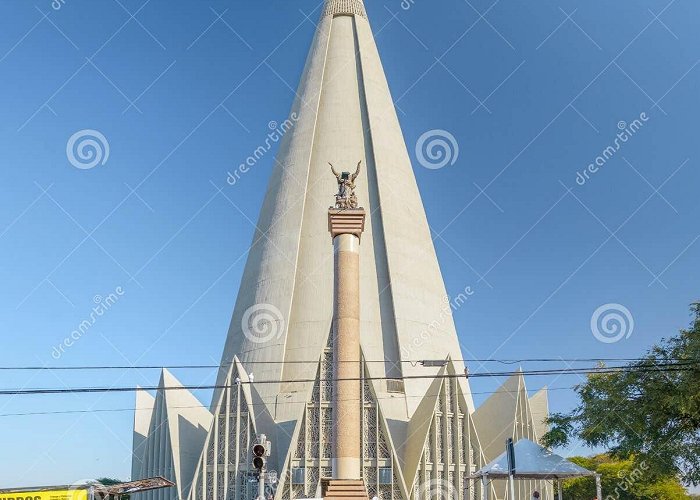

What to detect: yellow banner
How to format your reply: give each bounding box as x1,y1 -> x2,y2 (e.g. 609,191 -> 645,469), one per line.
0,490 -> 89,500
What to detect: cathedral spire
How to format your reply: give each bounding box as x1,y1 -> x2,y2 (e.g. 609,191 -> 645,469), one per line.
194,0 -> 489,496
323,0 -> 367,18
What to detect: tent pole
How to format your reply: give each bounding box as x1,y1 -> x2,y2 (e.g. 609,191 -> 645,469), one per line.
508,475 -> 515,500
595,474 -> 602,500
557,479 -> 563,500
481,475 -> 489,500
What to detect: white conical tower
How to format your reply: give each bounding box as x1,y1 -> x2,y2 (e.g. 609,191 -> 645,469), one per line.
180,0 -> 512,498
217,0 -> 472,424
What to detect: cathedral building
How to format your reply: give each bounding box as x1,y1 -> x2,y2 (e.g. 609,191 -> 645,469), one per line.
131,1 -> 549,499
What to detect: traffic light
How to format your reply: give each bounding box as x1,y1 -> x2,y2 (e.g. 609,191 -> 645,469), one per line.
252,444 -> 265,470
252,435 -> 270,471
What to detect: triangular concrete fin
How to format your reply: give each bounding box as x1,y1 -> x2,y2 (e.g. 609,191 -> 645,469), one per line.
131,387 -> 155,480
403,364 -> 446,490
529,386 -> 550,441
472,372 -> 525,461
160,369 -> 211,499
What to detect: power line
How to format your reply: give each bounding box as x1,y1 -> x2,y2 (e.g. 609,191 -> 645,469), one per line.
0,386 -> 579,418
0,357 -> 691,371
0,362 -> 696,396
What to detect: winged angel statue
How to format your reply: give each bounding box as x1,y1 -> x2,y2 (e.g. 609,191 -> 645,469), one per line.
329,161 -> 362,209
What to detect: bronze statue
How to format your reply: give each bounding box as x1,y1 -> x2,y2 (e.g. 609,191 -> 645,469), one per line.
330,161 -> 361,209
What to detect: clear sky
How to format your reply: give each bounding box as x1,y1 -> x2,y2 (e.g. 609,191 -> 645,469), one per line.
1,0 -> 699,488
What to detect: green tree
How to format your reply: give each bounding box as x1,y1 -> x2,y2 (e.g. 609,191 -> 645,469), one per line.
543,303 -> 700,486
560,455 -> 689,500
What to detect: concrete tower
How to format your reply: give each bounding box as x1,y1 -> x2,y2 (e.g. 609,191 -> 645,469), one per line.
192,0 -> 489,499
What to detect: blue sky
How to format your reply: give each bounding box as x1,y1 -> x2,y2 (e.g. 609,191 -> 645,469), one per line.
1,0 -> 699,488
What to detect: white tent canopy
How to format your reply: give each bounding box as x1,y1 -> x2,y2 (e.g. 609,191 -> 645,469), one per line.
472,439 -> 595,480
470,439 -> 601,499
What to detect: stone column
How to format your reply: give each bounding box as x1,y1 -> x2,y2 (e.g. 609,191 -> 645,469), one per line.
328,208 -> 366,480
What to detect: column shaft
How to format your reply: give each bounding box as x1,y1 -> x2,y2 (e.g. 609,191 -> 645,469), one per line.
333,233 -> 361,479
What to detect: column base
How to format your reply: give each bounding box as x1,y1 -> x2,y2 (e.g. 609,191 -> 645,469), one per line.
322,479 -> 368,500
331,457 -> 361,480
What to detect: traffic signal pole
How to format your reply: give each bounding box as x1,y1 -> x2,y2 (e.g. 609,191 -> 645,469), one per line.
252,434 -> 271,500
258,469 -> 265,500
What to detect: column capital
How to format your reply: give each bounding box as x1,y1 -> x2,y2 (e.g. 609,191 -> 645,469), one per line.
328,208 -> 366,241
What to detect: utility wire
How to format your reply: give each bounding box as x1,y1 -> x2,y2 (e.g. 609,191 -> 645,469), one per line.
0,357 -> 693,371
0,362 -> 696,396
0,387 -> 578,418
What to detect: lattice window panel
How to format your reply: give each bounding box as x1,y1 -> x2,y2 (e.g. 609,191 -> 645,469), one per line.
426,423 -> 434,464
321,466 -> 333,480
292,485 -> 304,500
365,466 -> 378,498
217,415 -> 226,465
363,406 -> 378,458
445,379 -> 452,412
206,436 -> 215,465
459,417 -> 468,464
436,415 -> 444,459
363,379 -> 373,403
312,379 -> 321,403
295,415 -> 306,458
392,470 -> 403,500
217,471 -> 225,499
377,484 -> 391,500
278,472 -> 290,500
226,471 -> 236,500
308,407 -> 320,458
322,407 -> 333,458
206,472 -> 214,500
377,423 -> 390,459
306,467 -> 320,497
447,416 -> 455,464
238,417 -> 249,462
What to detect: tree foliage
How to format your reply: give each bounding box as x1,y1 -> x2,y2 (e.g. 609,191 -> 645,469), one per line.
543,304 -> 700,486
561,455 -> 689,500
